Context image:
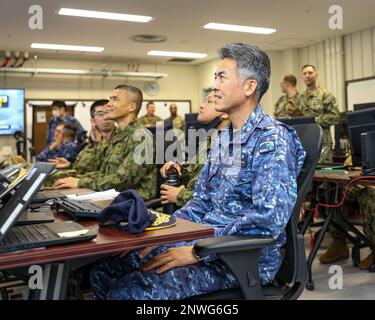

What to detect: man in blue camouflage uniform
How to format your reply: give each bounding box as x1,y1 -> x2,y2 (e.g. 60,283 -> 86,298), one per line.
36,123 -> 79,163
90,43 -> 306,300
46,100 -> 85,146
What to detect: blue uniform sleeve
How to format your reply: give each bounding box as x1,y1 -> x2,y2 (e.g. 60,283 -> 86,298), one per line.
214,129 -> 301,238
36,146 -> 51,162
59,143 -> 79,163
73,118 -> 85,142
174,159 -> 213,224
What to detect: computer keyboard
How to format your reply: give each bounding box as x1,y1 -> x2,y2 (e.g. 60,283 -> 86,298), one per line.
55,198 -> 102,220
32,190 -> 66,202
0,224 -> 52,246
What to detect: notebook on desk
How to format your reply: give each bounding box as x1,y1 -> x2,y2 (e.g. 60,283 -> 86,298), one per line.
0,162 -> 96,254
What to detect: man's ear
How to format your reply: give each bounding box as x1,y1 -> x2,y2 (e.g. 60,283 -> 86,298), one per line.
129,101 -> 137,113
244,79 -> 258,97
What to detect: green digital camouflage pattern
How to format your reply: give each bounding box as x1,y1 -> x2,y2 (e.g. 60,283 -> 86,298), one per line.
347,185 -> 375,244
176,137 -> 211,207
78,118 -> 157,201
139,115 -> 162,127
171,115 -> 185,131
274,93 -> 305,118
300,87 -> 340,163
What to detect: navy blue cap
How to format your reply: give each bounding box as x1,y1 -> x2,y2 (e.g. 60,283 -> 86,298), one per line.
98,189 -> 156,234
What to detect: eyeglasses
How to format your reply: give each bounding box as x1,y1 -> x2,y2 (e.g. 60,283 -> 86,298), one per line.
94,112 -> 106,118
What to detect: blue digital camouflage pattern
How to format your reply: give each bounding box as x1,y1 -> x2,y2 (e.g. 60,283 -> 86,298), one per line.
36,141 -> 80,163
90,105 -> 306,300
46,114 -> 85,146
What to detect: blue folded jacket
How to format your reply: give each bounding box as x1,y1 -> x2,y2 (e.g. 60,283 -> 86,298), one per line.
98,189 -> 156,234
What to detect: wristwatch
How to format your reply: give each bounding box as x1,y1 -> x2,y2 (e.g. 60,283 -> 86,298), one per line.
192,246 -> 203,262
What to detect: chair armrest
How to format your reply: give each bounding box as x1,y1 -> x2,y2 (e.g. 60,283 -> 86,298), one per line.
145,198 -> 162,209
194,236 -> 275,257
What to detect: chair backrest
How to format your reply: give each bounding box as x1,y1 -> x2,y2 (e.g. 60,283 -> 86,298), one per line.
276,123 -> 323,285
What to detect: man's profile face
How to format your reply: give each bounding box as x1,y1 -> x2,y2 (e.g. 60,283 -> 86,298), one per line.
212,58 -> 246,113
54,124 -> 64,142
93,104 -> 115,132
107,89 -> 131,120
280,81 -> 288,94
147,104 -> 156,116
197,92 -> 223,125
302,66 -> 318,86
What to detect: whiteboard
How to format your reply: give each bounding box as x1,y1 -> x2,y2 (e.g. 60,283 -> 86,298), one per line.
138,100 -> 191,120
347,77 -> 375,111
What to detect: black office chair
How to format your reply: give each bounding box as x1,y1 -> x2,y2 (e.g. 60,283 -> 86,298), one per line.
192,123 -> 323,300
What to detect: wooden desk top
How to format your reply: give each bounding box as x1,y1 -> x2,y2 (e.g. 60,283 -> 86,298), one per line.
314,170 -> 375,186
0,189 -> 213,270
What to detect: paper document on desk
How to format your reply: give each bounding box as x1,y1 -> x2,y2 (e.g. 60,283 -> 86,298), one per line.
66,189 -> 119,201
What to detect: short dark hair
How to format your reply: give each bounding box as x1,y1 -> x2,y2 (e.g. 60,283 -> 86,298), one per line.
115,84 -> 143,115
218,43 -> 271,102
283,74 -> 297,87
302,64 -> 317,71
52,100 -> 67,109
63,123 -> 77,140
146,101 -> 155,108
90,99 -> 109,118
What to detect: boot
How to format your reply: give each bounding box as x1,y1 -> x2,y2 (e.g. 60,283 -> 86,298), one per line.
359,253 -> 375,270
319,235 -> 349,264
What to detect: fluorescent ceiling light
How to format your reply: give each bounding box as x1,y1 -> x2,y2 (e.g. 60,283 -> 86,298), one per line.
58,8 -> 152,23
147,50 -> 207,59
31,43 -> 104,52
203,23 -> 276,35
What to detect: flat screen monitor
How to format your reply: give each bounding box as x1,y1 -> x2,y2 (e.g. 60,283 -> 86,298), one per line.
348,124 -> 375,166
353,103 -> 375,112
0,89 -> 25,135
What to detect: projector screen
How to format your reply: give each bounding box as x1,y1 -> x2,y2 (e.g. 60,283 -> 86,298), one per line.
0,89 -> 25,135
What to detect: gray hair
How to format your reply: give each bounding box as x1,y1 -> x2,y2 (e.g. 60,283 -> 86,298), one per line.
218,43 -> 271,102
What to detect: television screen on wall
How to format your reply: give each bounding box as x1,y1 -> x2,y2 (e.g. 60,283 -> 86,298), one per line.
0,89 -> 25,135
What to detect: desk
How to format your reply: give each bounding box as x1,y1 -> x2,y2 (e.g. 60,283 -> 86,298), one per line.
304,170 -> 375,290
0,189 -> 213,299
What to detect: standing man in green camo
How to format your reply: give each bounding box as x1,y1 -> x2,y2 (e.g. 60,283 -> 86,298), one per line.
54,85 -> 157,201
139,101 -> 162,127
300,64 -> 340,163
46,100 -> 116,185
274,74 -> 305,118
159,91 -> 230,207
168,103 -> 185,131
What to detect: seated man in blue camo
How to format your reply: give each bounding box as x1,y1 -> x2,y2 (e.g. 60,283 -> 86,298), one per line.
46,100 -> 85,146
90,43 -> 306,300
36,123 -> 79,163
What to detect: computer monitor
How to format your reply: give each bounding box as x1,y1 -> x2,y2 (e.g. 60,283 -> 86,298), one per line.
0,88 -> 25,135
277,116 -> 315,126
348,124 -> 375,166
347,108 -> 375,166
353,103 -> 375,112
0,165 -> 29,202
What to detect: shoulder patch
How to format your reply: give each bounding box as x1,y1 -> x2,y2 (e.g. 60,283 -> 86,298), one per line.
258,140 -> 275,154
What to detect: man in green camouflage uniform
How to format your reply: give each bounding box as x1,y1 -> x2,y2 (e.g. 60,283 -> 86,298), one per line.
168,103 -> 185,131
46,100 -> 115,186
348,185 -> 375,269
160,91 -> 230,207
274,74 -> 305,118
300,65 -> 340,164
54,85 -> 157,201
139,101 -> 162,127
319,155 -> 375,265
